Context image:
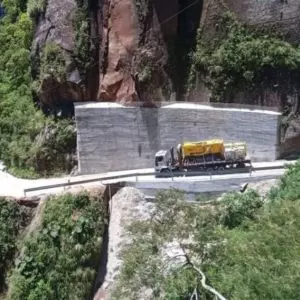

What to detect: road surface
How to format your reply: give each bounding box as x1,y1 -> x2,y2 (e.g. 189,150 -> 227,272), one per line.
0,160 -> 295,198
128,168 -> 285,199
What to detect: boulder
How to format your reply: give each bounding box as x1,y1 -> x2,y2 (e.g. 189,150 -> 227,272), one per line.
98,0 -> 173,102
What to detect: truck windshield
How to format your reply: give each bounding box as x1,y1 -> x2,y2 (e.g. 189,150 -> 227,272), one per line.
155,156 -> 164,166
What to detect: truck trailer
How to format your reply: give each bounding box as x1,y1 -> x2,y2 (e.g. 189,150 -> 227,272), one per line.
154,139 -> 252,174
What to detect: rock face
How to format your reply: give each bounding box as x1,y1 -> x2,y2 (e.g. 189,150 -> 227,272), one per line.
93,187 -> 153,299
32,0 -> 92,107
200,0 -> 300,43
32,0 -> 300,105
278,94 -> 300,157
98,0 -> 173,103
30,0 -> 300,156
193,0 -> 300,105
32,0 -> 173,106
226,0 -> 300,43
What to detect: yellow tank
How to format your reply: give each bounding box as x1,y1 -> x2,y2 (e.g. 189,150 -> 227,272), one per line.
182,139 -> 225,158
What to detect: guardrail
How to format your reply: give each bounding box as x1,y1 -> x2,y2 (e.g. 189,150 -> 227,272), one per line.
23,163 -> 290,197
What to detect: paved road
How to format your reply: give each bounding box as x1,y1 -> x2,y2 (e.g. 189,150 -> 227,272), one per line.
0,160 -> 295,198
127,168 -> 285,199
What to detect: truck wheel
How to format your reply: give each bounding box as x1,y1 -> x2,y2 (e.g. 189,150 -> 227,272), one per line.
160,168 -> 170,178
218,166 -> 225,171
237,163 -> 245,168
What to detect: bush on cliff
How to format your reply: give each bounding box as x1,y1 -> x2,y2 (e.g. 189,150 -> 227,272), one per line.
193,12 -> 300,100
0,1 -> 76,178
9,192 -> 107,300
0,197 -> 32,294
113,164 -> 300,299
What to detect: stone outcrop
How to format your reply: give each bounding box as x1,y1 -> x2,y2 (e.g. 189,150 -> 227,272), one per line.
279,94 -> 300,157
31,0 -> 93,107
30,0 -> 300,157
194,0 -> 300,157
32,0 -> 173,106
32,0 -> 300,105
98,0 -> 173,103
192,0 -> 300,105
93,187 -> 153,300
200,0 -> 300,44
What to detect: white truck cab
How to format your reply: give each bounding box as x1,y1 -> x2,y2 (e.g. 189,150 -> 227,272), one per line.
154,150 -> 171,172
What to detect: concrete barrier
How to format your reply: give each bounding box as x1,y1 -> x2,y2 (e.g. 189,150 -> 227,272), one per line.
75,102 -> 281,174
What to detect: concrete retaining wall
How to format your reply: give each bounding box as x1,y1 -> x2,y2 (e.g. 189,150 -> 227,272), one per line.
75,103 -> 281,174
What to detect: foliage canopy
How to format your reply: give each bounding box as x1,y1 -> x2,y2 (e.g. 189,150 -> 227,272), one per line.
9,192 -> 106,300
193,12 -> 300,100
113,163 -> 300,299
0,198 -> 32,294
0,1 -> 76,178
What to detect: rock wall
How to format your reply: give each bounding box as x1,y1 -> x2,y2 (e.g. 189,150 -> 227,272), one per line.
31,0 -> 94,107
32,0 -> 173,107
31,0 -> 300,106
200,0 -> 300,43
75,103 -> 281,174
93,187 -> 153,299
226,0 -> 300,42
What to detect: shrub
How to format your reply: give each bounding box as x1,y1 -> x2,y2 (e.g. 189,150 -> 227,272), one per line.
193,12 -> 300,99
28,119 -> 77,176
27,0 -> 46,19
38,42 -> 66,87
0,10 -> 77,178
0,198 -> 32,293
269,161 -> 300,201
113,163 -> 300,299
9,192 -> 107,300
72,1 -> 94,79
206,199 -> 300,300
220,189 -> 263,229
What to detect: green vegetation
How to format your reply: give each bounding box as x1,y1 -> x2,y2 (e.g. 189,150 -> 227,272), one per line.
27,119 -> 76,176
0,1 -> 76,178
113,162 -> 300,299
192,12 -> 300,100
0,198 -> 32,294
36,42 -> 66,89
27,0 -> 46,19
72,0 -> 94,80
9,192 -> 107,300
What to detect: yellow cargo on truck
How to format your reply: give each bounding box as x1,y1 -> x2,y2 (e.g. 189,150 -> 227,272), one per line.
155,139 -> 251,174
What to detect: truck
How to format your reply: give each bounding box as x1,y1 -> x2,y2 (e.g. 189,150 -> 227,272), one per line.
154,139 -> 252,174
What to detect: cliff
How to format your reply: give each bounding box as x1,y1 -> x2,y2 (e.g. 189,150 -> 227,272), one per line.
31,0 -> 300,102
32,0 -> 173,106
30,0 -> 300,156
